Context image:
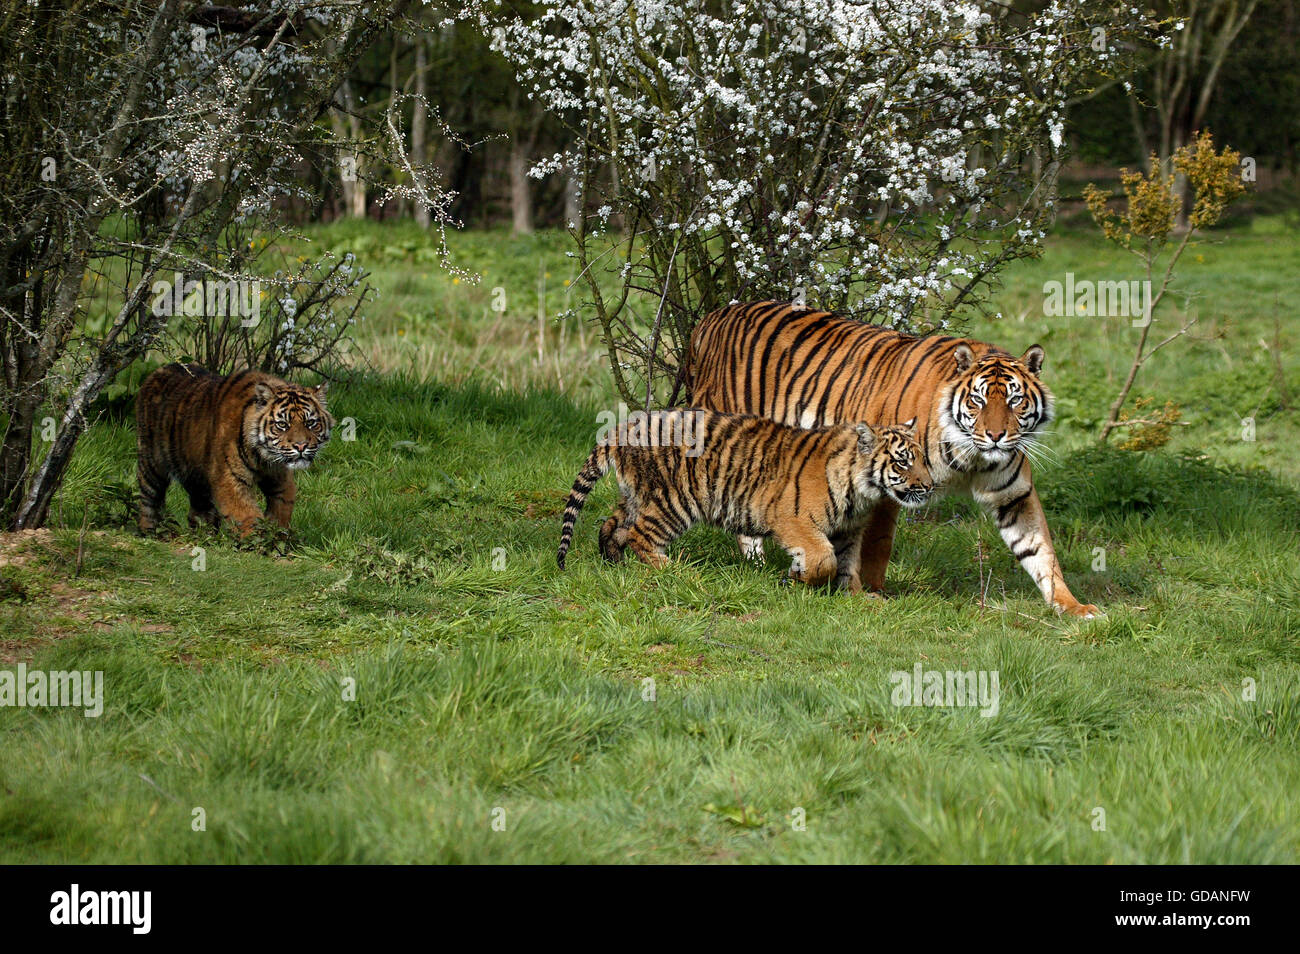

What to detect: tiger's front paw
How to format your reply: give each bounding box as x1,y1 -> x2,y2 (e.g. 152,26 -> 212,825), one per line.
1058,601 -> 1102,619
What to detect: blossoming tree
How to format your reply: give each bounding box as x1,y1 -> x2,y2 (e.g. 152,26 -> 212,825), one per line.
478,0 -> 1148,404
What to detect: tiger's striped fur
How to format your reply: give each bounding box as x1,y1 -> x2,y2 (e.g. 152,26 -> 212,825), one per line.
135,363 -> 332,537
688,301 -> 1099,618
556,408 -> 931,589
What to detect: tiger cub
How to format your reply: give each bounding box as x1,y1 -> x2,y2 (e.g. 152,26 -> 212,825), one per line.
556,408 -> 932,590
135,363 -> 332,537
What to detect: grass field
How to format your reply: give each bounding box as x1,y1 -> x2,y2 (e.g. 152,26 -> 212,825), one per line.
1,217 -> 1297,863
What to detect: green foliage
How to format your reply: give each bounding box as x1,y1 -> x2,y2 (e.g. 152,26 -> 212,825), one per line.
1,221 -> 1296,863
1042,444 -> 1299,524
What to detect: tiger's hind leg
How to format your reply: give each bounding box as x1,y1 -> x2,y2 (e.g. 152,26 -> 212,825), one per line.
187,503 -> 221,530
598,493 -> 633,563
831,530 -> 863,593
180,475 -> 220,530
622,499 -> 683,569
737,534 -> 766,563
624,525 -> 670,568
598,516 -> 623,563
137,462 -> 169,534
856,499 -> 901,592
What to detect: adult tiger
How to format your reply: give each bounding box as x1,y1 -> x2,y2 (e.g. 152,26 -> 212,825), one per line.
687,301 -> 1099,618
135,363 -> 332,537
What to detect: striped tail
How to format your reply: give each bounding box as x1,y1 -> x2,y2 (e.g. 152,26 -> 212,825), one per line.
557,445 -> 611,570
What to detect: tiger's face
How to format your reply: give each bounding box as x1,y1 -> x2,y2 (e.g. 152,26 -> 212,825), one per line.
247,381 -> 332,470
855,419 -> 933,508
942,345 -> 1052,466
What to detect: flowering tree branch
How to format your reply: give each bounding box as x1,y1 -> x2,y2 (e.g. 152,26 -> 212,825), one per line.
471,0 -> 1152,403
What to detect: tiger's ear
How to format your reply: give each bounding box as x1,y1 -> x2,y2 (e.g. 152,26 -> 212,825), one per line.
953,344 -> 975,373
253,382 -> 275,406
900,416 -> 917,436
313,380 -> 329,402
854,422 -> 876,450
1022,344 -> 1045,375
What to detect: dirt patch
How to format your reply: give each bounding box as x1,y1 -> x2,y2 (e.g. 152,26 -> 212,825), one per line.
49,581 -> 98,618
0,530 -> 172,663
666,654 -> 706,676
0,641 -> 41,665
0,578 -> 108,664
0,529 -> 55,568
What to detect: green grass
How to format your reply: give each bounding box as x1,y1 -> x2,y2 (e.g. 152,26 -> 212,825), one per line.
1,220 -> 1297,863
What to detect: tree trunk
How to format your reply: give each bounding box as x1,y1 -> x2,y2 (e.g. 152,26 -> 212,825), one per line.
12,197 -> 194,529
510,138 -> 533,235
412,37 -> 430,229
335,79 -> 367,219
0,294 -> 43,522
564,160 -> 581,228
15,359 -> 110,529
1142,0 -> 1262,230
1128,93 -> 1151,172
0,0 -> 179,528
0,389 -> 40,526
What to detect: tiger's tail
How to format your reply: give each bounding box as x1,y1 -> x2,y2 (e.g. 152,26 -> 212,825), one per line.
557,445 -> 612,570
